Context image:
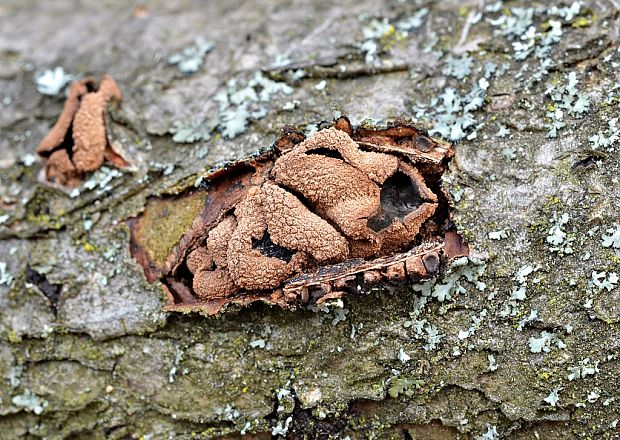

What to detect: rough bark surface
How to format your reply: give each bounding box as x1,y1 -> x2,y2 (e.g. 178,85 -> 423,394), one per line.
1,0 -> 620,439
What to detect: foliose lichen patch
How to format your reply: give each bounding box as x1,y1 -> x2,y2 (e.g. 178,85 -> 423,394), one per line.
128,117 -> 467,315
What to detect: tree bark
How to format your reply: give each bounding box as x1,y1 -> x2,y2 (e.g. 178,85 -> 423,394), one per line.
1,0 -> 619,438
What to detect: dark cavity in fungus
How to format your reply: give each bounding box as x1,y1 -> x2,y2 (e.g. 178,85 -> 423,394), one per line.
252,231 -> 295,263
368,171 -> 424,232
128,116 -> 466,315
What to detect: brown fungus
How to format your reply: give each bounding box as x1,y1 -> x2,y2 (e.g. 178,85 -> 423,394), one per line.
128,117 -> 464,315
36,74 -> 128,188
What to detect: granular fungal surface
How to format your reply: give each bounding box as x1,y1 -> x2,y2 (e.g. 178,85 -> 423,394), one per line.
36,74 -> 128,188
129,117 -> 463,314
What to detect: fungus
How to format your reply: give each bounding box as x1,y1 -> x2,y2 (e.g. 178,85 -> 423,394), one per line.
128,117 -> 461,314
36,75 -> 127,188
257,182 -> 349,263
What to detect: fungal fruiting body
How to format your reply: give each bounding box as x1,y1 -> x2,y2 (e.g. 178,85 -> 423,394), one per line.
36,74 -> 128,188
129,117 -> 464,314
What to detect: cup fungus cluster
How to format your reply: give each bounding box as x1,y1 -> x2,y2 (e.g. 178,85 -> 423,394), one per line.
128,117 -> 466,314
36,75 -> 128,188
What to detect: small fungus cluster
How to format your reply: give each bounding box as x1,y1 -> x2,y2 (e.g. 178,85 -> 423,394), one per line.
129,118 -> 461,313
36,75 -> 127,187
